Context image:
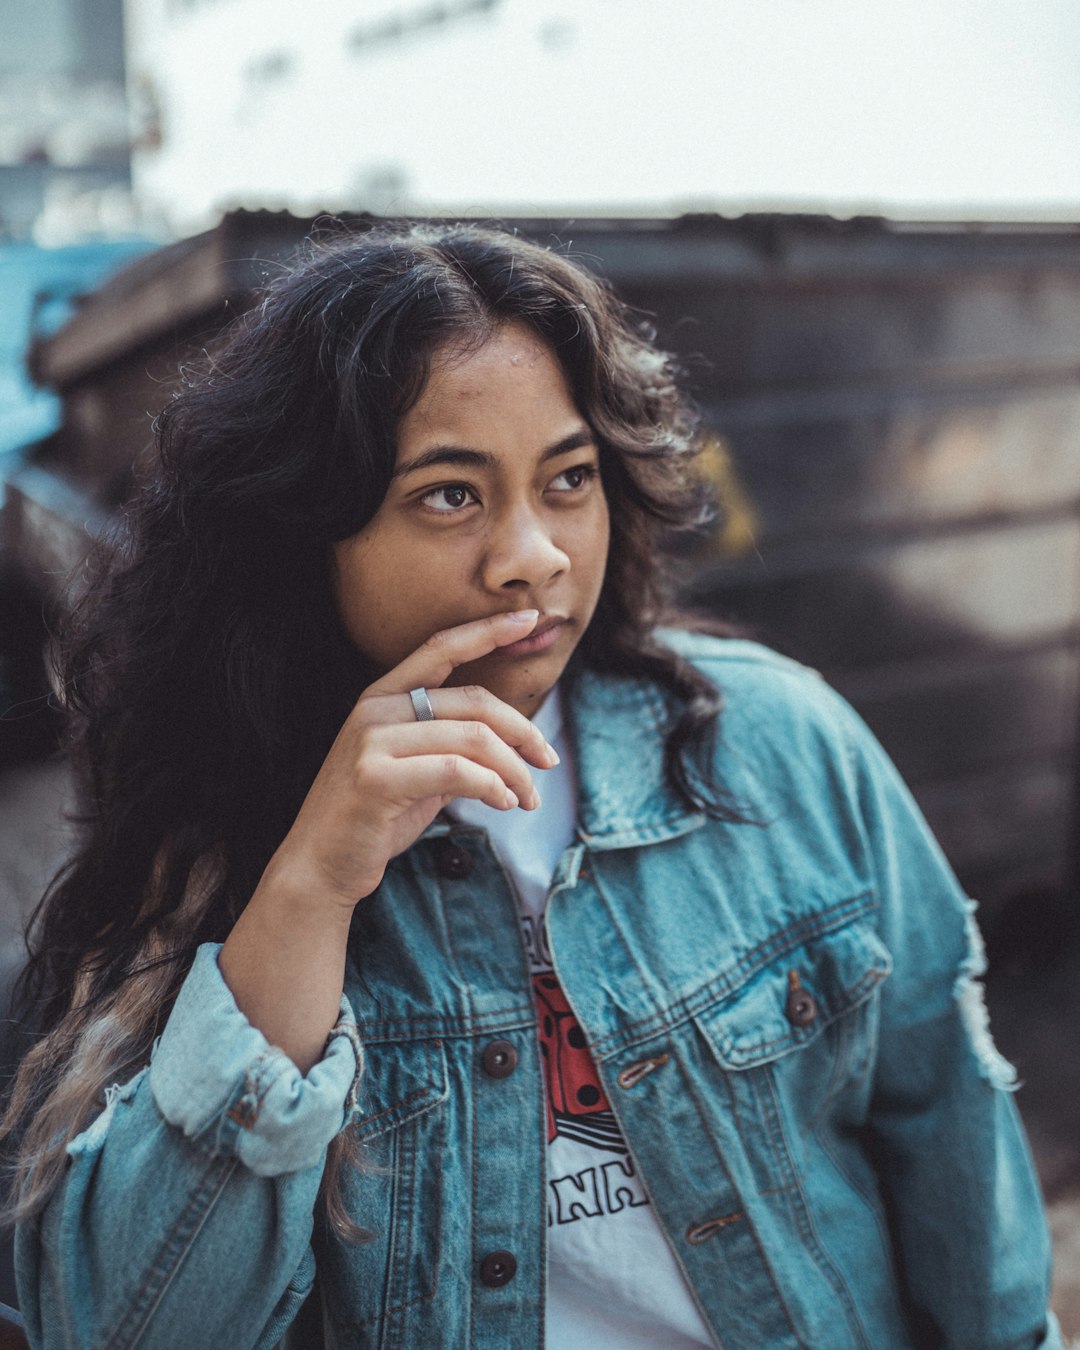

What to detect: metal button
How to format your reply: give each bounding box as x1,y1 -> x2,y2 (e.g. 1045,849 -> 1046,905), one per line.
785,970 -> 817,1028
478,1249 -> 517,1287
481,1039 -> 518,1079
435,840 -> 474,880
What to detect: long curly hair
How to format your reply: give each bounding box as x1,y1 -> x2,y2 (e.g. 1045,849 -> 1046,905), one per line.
2,221 -> 727,1228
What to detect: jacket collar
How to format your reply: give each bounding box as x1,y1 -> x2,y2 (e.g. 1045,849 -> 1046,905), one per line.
563,662 -> 706,852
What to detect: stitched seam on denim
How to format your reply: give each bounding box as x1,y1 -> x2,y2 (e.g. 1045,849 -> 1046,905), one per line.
112,1154 -> 238,1348
352,1038 -> 448,1141
720,965 -> 888,1068
330,1107 -> 445,1328
765,1069 -> 873,1349
721,1057 -> 794,1201
440,832 -> 523,1014
589,892 -> 877,1057
400,838 -> 482,1041
469,1018 -> 480,1350
643,1022 -> 731,1344
678,1050 -> 807,1347
378,1113 -> 403,1339
591,891 -> 876,1052
425,851 -> 482,1350
352,1085 -> 440,1138
807,1002 -> 860,1143
354,1006 -> 534,1038
813,1001 -> 881,1220
584,1045 -> 729,1348
394,1096 -> 416,1325
813,1120 -> 894,1263
354,1110 -> 448,1331
756,1060 -> 804,1193
580,813 -> 707,848
587,864 -> 667,1022
327,1018 -> 364,1119
718,1052 -> 753,1185
340,1105 -> 444,1332
536,1034 -> 548,1350
428,1104 -> 444,1314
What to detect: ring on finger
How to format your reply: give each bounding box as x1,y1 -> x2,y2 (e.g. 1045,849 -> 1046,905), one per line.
409,687 -> 436,722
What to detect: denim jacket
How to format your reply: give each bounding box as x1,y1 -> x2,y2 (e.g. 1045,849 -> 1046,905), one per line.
17,637 -> 1061,1349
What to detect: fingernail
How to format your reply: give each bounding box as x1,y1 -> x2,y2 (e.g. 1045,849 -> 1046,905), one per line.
545,742 -> 560,766
504,789 -> 519,809
508,609 -> 539,623
528,789 -> 542,810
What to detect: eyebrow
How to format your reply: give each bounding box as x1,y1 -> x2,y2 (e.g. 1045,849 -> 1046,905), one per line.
393,428 -> 596,479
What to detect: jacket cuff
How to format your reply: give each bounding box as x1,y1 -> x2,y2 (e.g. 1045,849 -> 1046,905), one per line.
149,943 -> 362,1177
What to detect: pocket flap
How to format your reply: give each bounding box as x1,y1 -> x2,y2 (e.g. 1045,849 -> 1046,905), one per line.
699,919 -> 891,1070
351,1035 -> 448,1141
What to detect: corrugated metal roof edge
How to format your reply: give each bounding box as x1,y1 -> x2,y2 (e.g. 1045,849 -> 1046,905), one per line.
29,209 -> 1080,388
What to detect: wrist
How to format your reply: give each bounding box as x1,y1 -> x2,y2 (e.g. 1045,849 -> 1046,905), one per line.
258,847 -> 378,919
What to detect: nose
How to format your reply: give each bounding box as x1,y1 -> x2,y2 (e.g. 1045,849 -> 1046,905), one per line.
481,505 -> 570,593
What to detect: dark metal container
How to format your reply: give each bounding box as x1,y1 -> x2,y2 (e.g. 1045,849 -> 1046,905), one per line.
5,211 -> 1079,929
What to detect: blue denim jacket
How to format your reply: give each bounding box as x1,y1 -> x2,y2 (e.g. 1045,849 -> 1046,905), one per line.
17,638 -> 1061,1349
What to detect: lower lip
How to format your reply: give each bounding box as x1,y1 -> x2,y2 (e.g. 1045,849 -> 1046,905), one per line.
499,620 -> 567,657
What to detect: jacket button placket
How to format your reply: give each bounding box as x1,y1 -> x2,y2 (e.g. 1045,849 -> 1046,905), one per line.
478,1249 -> 517,1287
430,832 -> 543,1344
482,1039 -> 519,1079
607,1035 -> 796,1347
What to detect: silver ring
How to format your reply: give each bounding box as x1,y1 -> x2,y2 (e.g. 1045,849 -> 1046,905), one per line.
409,687 -> 435,722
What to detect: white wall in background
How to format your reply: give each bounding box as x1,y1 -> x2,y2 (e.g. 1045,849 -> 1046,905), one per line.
125,0 -> 1080,233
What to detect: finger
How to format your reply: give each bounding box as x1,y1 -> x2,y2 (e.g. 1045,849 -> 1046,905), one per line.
391,754 -> 523,812
430,686 -> 559,769
357,684 -> 559,769
374,720 -> 541,809
366,610 -> 540,697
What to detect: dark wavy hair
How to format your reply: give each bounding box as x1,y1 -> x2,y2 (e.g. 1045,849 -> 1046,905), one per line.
3,221 -> 728,1224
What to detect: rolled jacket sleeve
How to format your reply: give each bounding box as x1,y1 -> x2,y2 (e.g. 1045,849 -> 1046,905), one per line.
19,944 -> 364,1350
148,942 -> 362,1176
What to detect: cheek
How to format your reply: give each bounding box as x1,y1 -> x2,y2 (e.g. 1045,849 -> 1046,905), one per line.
333,535 -> 470,668
576,497 -> 611,590
332,539 -> 400,661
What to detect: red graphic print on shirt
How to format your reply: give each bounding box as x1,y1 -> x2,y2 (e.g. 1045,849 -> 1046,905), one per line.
533,972 -> 626,1154
518,895 -> 649,1226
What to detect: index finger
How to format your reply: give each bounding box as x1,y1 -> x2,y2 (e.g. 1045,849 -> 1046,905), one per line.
365,610 -> 540,696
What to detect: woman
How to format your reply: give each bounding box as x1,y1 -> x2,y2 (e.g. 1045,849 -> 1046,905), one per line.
3,223 -> 1061,1348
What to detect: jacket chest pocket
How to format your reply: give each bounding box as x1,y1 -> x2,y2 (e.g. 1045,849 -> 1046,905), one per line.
693,914 -> 891,1193
319,1033 -> 449,1350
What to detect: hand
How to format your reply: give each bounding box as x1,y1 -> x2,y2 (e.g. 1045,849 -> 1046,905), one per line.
265,610 -> 559,908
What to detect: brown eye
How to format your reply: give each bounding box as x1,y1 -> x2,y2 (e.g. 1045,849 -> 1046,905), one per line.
548,464 -> 596,493
422,484 -> 475,512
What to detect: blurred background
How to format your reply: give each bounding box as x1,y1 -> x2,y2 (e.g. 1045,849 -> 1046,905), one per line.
1,0 -> 1079,1335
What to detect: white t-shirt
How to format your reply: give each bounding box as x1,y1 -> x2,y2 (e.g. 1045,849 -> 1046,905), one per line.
449,690 -> 715,1350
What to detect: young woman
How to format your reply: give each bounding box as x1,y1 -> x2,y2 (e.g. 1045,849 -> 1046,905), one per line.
3,223 -> 1061,1348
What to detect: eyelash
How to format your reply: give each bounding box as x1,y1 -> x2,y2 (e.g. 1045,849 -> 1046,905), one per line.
418,463 -> 598,513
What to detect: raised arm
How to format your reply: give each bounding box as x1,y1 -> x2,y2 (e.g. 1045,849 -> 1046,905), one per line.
17,611 -> 557,1348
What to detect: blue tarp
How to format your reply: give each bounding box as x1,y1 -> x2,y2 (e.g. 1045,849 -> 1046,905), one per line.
0,239 -> 154,472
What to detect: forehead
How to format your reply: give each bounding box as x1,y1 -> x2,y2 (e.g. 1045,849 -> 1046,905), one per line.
404,323 -> 575,429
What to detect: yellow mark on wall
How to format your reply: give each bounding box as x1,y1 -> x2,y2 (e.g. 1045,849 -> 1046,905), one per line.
695,435 -> 760,559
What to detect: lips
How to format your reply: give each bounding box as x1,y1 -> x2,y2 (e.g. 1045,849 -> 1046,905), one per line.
498,615 -> 568,657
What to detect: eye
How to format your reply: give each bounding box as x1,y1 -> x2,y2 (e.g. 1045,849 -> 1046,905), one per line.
420,484 -> 477,512
548,463 -> 598,493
